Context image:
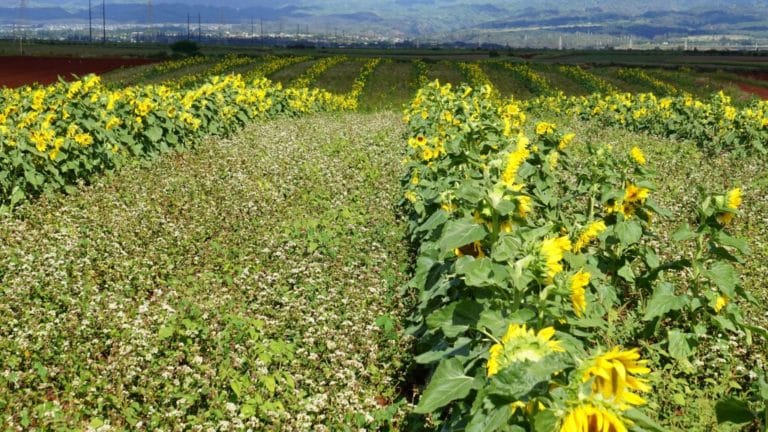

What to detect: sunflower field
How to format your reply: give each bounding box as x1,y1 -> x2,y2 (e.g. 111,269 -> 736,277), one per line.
1,52 -> 766,430
526,90 -> 768,154
401,80 -> 764,431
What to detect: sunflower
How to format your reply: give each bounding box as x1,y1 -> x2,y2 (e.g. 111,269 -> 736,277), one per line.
569,270 -> 590,317
517,195 -> 533,218
560,404 -> 628,432
573,220 -> 606,251
501,134 -> 530,189
629,146 -> 646,165
582,347 -> 651,408
536,121 -> 556,135
487,324 -> 563,377
540,236 -> 572,282
558,133 -> 576,150
624,184 -> 649,204
726,188 -> 743,209
714,295 -> 728,313
716,188 -> 742,225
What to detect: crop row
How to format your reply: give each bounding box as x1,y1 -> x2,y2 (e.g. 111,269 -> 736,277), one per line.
457,62 -> 496,93
526,90 -> 768,154
400,81 -> 756,430
131,55 -> 209,83
244,55 -> 311,80
152,55 -> 208,74
290,56 -> 349,89
501,63 -> 555,96
558,65 -> 617,94
617,68 -> 680,96
167,54 -> 259,88
0,74 -> 354,210
414,59 -> 430,88
343,58 -> 384,109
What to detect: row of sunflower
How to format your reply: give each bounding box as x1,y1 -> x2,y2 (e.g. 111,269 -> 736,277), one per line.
558,65 -> 617,94
277,57 -> 383,112
167,54 -> 259,89
0,72 -> 352,210
290,55 -> 349,89
401,80 -> 756,430
342,58 -> 384,110
526,89 -> 768,154
244,55 -> 311,80
414,59 -> 430,89
130,55 -> 208,82
502,62 -> 555,96
151,55 -> 208,74
458,62 -> 497,94
616,68 -> 680,96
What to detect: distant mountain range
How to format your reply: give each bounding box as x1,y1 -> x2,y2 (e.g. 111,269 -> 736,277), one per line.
2,0 -> 768,41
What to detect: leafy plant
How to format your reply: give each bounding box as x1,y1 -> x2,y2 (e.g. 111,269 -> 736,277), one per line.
400,80 -> 761,430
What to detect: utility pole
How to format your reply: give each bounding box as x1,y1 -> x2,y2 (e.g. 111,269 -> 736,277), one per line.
219,10 -> 224,41
19,0 -> 27,55
147,0 -> 153,43
187,13 -> 190,39
260,18 -> 263,39
88,0 -> 93,42
198,13 -> 201,41
101,0 -> 106,43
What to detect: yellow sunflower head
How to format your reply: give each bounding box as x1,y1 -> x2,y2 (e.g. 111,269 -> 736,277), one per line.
716,188 -> 742,225
629,146 -> 646,165
725,188 -> 742,210
559,403 -> 628,432
487,324 -> 564,377
540,236 -> 572,281
569,270 -> 590,317
624,184 -> 649,203
582,347 -> 651,408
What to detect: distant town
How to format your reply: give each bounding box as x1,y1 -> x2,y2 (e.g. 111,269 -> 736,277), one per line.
3,21 -> 768,53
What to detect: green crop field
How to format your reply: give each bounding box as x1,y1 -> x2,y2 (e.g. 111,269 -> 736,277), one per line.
1,47 -> 767,431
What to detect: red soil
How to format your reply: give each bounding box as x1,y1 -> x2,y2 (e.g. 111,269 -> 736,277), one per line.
735,82 -> 768,100
733,71 -> 768,99
740,71 -> 768,82
0,56 -> 156,88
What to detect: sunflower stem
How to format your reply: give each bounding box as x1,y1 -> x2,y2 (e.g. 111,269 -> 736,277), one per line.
691,232 -> 706,300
